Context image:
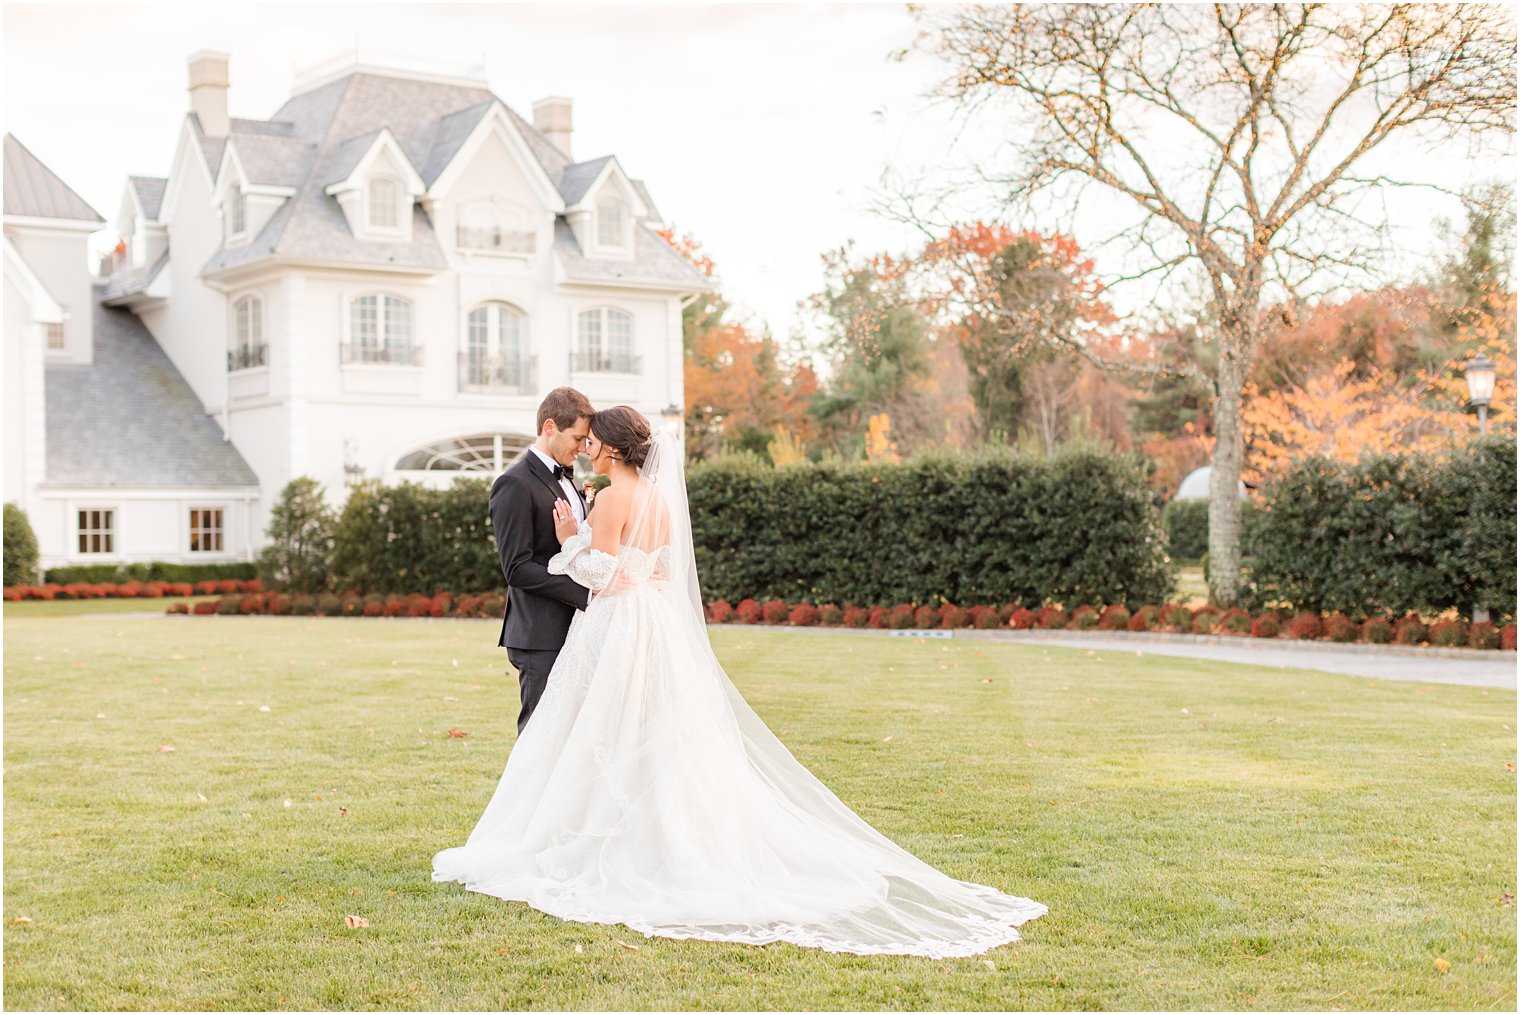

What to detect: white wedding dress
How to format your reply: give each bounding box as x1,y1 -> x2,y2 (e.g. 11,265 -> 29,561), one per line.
431,432 -> 1046,957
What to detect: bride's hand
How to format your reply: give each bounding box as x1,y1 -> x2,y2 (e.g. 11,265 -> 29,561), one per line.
552,499 -> 579,544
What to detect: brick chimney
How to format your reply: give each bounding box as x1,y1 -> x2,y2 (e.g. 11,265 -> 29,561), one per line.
532,97 -> 573,160
188,50 -> 230,137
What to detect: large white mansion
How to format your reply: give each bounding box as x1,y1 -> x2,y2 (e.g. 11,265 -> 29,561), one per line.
3,51 -> 710,571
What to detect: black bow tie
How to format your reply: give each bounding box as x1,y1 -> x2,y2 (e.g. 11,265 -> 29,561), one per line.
552,464 -> 574,481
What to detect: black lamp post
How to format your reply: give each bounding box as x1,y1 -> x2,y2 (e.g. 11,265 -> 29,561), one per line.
1463,355 -> 1497,624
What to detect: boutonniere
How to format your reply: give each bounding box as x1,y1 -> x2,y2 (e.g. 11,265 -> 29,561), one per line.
584,482 -> 596,507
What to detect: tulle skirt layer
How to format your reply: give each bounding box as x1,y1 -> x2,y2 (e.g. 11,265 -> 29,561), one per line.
432,587 -> 1046,958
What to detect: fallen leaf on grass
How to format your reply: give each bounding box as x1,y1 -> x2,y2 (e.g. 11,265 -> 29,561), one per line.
196,793 -> 207,802
447,729 -> 468,739
1498,892 -> 1514,906
344,915 -> 369,929
982,959 -> 996,971
882,736 -> 893,743
339,806 -> 349,817
157,744 -> 176,753
1433,957 -> 1450,973
259,705 -> 271,713
615,940 -> 641,951
981,677 -> 992,683
11,917 -> 32,925
573,944 -> 583,954
283,798 -> 292,808
1506,762 -> 1515,772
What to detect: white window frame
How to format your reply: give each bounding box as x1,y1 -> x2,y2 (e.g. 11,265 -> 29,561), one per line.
574,306 -> 636,373
188,506 -> 226,554
45,319 -> 65,350
596,197 -> 627,250
75,506 -> 117,557
366,176 -> 402,233
229,186 -> 247,238
345,292 -> 416,366
230,293 -> 264,371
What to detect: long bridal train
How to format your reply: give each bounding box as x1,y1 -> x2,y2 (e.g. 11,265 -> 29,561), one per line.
432,430 -> 1046,957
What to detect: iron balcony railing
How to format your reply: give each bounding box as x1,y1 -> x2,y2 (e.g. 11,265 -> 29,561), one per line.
340,343 -> 424,366
457,224 -> 536,254
570,351 -> 642,374
227,343 -> 268,371
458,353 -> 537,395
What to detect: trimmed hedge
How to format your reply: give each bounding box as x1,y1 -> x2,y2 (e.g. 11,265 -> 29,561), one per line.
1246,435 -> 1517,618
43,561 -> 258,584
328,479 -> 499,595
686,446 -> 1174,608
1163,497 -> 1262,564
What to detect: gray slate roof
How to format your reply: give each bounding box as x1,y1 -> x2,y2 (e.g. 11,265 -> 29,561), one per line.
45,300 -> 258,488
555,219 -> 710,290
4,134 -> 104,223
99,248 -> 170,303
558,156 -> 614,206
190,71 -> 708,290
128,176 -> 168,220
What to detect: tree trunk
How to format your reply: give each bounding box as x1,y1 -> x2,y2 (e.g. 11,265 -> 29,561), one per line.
1208,330 -> 1248,607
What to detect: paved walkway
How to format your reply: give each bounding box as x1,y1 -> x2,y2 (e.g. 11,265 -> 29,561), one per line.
76,610 -> 1518,690
730,625 -> 1518,690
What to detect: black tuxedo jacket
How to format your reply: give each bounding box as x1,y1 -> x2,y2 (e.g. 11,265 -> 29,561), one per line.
489,452 -> 591,650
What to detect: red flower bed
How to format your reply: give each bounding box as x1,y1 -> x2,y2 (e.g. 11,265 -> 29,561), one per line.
1035,605 -> 1066,630
1250,614 -> 1281,639
1127,605 -> 1160,632
1285,611 -> 1322,640
939,603 -> 970,629
760,599 -> 789,625
843,605 -> 870,628
817,604 -> 844,626
789,603 -> 820,627
1503,625 -> 1517,651
736,599 -> 762,624
1007,607 -> 1038,630
913,605 -> 937,630
1428,619 -> 1469,647
1097,605 -> 1131,631
707,599 -> 735,623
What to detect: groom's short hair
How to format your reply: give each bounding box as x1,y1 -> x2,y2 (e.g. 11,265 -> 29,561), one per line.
537,387 -> 595,434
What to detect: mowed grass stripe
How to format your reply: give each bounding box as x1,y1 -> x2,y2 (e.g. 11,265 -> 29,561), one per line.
3,617 -> 1514,1010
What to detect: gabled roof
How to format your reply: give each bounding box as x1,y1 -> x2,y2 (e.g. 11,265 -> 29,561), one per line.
558,156 -> 615,206
193,69 -> 693,287
128,176 -> 168,221
45,301 -> 259,489
554,219 -> 713,292
4,134 -> 104,223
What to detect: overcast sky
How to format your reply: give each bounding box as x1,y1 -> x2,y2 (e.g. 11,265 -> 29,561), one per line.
4,2 -> 1513,352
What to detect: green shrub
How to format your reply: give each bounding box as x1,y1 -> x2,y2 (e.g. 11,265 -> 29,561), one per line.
686,446 -> 1172,608
1363,618 -> 1395,644
1163,499 -> 1210,561
44,561 -> 257,585
328,479 -> 498,595
258,478 -> 336,594
3,504 -> 39,586
1247,436 -> 1517,618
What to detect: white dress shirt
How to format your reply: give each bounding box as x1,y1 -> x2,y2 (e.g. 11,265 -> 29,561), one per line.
530,445 -> 586,522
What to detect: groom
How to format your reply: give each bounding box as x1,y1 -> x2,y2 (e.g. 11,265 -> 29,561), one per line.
490,387 -> 595,735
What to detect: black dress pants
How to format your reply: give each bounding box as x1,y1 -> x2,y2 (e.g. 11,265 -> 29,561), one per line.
506,647 -> 560,736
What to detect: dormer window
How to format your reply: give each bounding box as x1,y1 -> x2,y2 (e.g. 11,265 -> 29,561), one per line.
229,187 -> 246,237
597,198 -> 626,248
368,177 -> 400,231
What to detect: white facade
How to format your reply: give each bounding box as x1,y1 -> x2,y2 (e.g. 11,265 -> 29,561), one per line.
84,52 -> 707,562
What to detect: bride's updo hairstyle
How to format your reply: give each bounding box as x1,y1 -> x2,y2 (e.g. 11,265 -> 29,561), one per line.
590,405 -> 654,468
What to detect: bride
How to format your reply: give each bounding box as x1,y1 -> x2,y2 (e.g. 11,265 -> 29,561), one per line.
432,406 -> 1046,957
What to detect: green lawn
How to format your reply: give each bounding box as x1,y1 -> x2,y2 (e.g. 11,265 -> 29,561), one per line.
3,615 -> 1514,1011
3,596 -> 217,618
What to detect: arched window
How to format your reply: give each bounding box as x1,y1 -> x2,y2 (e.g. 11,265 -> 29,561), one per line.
597,197 -> 625,248
229,187 -> 246,236
229,295 -> 265,370
345,293 -> 415,365
574,307 -> 636,373
395,433 -> 534,473
462,302 -> 529,392
368,177 -> 399,230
